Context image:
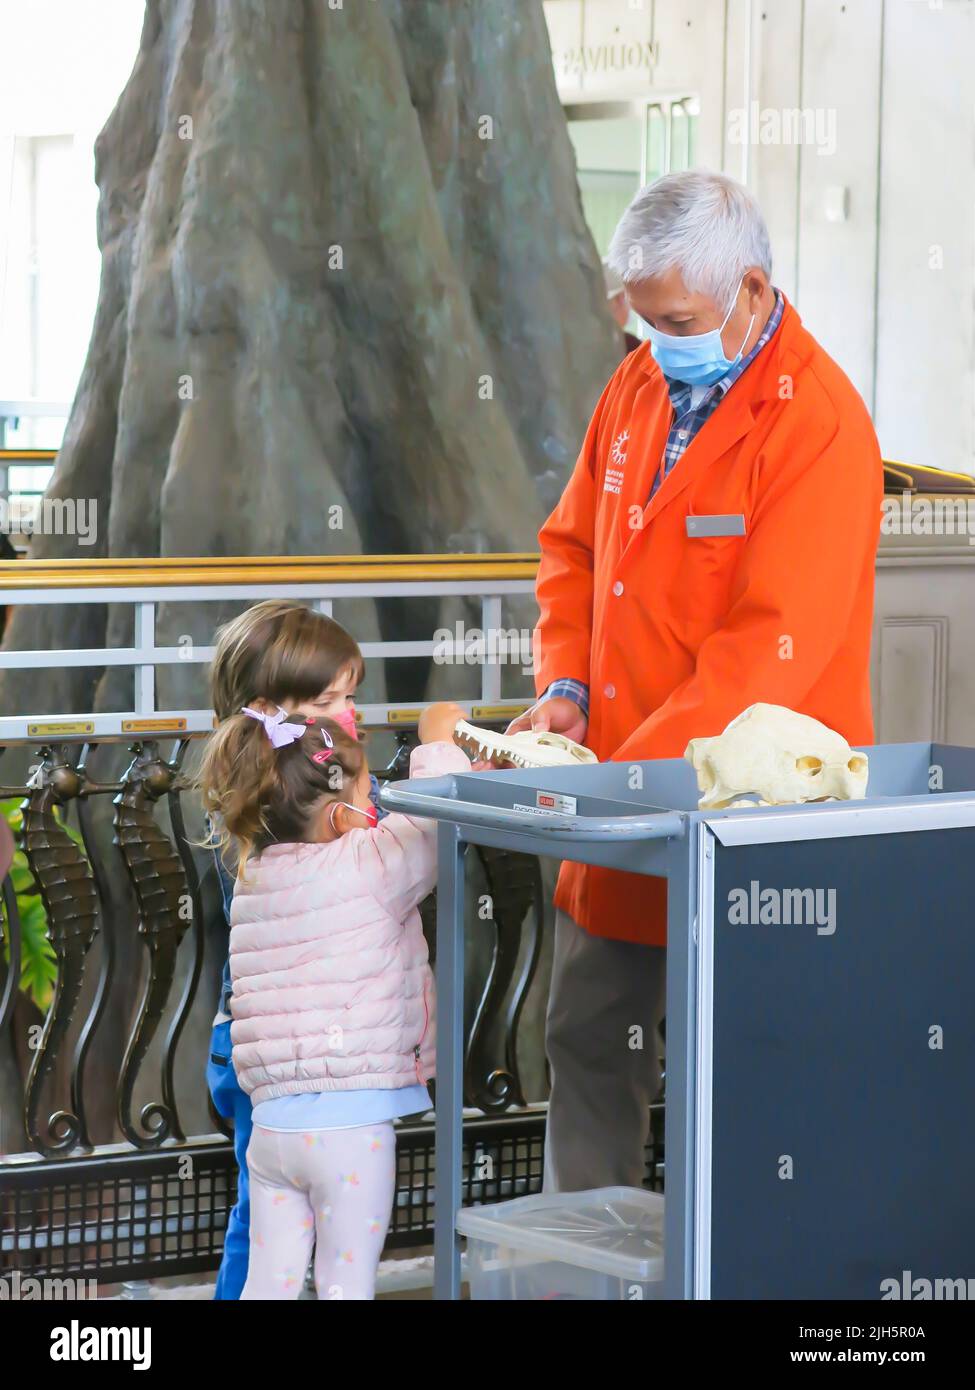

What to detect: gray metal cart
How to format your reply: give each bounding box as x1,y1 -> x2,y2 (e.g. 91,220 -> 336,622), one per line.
381,741 -> 975,1300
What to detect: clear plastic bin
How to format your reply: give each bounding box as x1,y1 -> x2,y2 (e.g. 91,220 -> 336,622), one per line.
456,1187 -> 665,1301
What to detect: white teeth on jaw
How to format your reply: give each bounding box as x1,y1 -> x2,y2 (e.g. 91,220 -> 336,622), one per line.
451,719 -> 598,770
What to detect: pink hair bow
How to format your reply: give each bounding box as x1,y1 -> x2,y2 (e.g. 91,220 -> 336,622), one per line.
242,706 -> 307,749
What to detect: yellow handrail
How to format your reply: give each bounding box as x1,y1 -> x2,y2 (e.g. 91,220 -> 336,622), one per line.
0,553 -> 541,589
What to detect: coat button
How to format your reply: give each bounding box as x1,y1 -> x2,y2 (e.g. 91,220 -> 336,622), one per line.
612,580 -> 624,596
604,684 -> 616,699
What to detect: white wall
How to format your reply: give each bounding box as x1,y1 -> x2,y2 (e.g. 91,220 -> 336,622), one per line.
544,0 -> 975,476
0,0 -> 144,439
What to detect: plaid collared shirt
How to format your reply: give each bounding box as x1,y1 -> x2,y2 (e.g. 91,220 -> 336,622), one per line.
650,288 -> 785,500
543,290 -> 785,716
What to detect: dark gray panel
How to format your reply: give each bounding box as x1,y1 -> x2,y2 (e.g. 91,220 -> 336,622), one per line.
848,742 -> 934,797
932,744 -> 975,795
709,828 -> 975,1299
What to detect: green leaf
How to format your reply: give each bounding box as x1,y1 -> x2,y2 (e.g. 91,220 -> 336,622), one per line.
1,795 -> 75,1012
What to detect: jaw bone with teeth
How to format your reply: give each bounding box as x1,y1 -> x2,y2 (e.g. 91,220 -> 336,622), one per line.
684,703 -> 869,810
453,719 -> 598,770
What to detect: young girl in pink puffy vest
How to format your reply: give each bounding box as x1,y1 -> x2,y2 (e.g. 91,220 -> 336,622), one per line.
201,661 -> 471,1300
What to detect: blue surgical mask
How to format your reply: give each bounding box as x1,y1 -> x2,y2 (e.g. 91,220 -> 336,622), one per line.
645,279 -> 755,387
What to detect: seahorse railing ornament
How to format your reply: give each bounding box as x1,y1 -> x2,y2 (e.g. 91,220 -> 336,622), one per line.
113,740 -> 196,1149
465,845 -> 543,1110
20,748 -> 100,1157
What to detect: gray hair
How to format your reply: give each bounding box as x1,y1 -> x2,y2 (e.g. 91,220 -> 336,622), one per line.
606,170 -> 773,313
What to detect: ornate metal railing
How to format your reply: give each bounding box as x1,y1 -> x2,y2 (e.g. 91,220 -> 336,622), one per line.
1,734 -> 210,1159
0,731 -> 550,1153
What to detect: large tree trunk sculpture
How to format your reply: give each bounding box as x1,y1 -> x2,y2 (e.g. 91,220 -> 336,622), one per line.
0,0 -> 620,715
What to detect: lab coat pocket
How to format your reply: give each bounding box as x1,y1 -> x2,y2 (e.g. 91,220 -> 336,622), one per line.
678,523 -> 746,630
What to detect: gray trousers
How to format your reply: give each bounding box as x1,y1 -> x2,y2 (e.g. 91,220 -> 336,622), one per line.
543,908 -> 667,1192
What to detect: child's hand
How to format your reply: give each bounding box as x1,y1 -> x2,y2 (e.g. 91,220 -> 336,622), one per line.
418,701 -> 467,745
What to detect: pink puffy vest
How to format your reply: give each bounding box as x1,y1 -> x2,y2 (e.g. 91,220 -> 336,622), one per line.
228,741 -> 470,1105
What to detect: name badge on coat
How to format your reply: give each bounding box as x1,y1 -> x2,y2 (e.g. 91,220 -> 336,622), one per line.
685,513 -> 746,538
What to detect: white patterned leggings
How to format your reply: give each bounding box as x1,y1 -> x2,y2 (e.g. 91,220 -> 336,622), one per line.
240,1122 -> 397,1300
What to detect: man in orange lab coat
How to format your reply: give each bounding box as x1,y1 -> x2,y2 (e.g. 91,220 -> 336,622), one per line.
508,171 -> 883,1192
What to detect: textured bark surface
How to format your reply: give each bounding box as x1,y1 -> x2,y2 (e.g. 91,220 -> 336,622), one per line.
0,0 -> 620,715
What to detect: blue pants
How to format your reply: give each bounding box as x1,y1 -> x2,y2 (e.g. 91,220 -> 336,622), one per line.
208,833 -> 252,1300
208,1019 -> 253,1300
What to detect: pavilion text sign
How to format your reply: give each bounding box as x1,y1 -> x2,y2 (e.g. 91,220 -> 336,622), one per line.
553,38 -> 660,84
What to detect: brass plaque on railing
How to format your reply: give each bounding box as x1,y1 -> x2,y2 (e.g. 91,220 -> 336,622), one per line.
472,705 -> 530,721
122,718 -> 188,733
27,720 -> 96,737
387,709 -> 424,724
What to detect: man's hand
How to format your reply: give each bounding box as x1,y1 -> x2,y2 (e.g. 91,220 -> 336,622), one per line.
506,696 -> 588,746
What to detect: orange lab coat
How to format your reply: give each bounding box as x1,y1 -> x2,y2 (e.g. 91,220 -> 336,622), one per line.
534,297 -> 883,946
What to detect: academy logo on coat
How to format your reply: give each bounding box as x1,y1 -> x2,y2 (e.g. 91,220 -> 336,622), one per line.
605,429 -> 629,494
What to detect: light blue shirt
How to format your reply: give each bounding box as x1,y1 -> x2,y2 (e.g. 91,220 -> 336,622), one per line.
253,1084 -> 431,1132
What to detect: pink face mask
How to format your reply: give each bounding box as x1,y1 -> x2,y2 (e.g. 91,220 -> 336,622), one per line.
333,706 -> 359,741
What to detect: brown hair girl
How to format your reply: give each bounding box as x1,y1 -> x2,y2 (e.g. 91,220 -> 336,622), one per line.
201,600 -> 368,868
209,599 -> 365,722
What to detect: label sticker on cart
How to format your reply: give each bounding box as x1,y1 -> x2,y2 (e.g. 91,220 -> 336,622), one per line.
512,790 -> 578,816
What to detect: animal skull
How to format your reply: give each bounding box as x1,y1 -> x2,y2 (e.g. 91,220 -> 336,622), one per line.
684,703 -> 869,810
453,719 -> 598,770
